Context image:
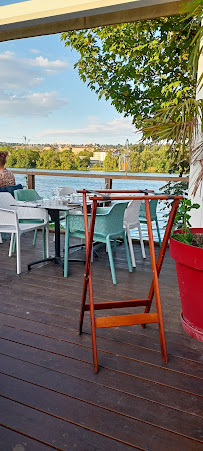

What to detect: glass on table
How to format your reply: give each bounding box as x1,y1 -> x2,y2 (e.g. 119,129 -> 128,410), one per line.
41,198 -> 49,206
50,195 -> 58,204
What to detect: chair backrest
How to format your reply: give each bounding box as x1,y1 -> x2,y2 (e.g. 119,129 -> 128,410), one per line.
0,184 -> 23,197
16,206 -> 48,222
94,202 -> 129,237
0,192 -> 18,208
69,202 -> 128,238
0,192 -> 48,223
0,208 -> 17,227
56,186 -> 74,196
123,200 -> 142,227
139,199 -> 158,221
14,188 -> 42,201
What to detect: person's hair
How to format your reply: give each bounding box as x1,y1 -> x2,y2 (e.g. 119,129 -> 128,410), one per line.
0,151 -> 8,166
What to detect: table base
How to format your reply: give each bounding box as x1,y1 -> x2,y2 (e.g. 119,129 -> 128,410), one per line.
28,256 -> 64,271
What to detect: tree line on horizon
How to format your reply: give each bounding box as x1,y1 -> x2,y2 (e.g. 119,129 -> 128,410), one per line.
1,144 -> 189,174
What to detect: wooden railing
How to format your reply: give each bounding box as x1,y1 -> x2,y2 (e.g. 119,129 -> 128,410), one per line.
11,168 -> 189,190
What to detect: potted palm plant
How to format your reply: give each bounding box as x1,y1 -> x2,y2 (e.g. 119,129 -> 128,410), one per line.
141,0 -> 203,340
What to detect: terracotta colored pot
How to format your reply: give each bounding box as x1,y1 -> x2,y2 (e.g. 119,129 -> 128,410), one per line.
170,228 -> 203,342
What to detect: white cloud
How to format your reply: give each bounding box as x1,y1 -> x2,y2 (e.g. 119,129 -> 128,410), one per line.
41,117 -> 136,140
30,49 -> 41,54
0,50 -> 69,90
0,50 -> 69,117
0,91 -> 67,117
31,56 -> 69,71
0,50 -> 14,59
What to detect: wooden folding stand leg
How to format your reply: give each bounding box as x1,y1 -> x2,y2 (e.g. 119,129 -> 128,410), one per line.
79,194 -> 98,372
79,195 -> 179,372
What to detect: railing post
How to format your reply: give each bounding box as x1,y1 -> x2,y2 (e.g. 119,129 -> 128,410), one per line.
105,177 -> 112,190
27,174 -> 35,190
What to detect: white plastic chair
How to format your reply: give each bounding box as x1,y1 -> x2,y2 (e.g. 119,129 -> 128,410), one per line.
124,200 -> 146,268
0,193 -> 19,250
0,194 -> 49,274
56,186 -> 74,196
0,192 -> 33,250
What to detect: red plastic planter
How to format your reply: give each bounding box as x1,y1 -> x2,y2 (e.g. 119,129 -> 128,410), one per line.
170,228 -> 203,342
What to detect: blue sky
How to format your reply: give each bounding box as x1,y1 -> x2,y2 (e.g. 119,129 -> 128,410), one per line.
0,1 -> 137,145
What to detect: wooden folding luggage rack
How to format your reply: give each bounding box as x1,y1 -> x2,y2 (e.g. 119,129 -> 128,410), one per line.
78,190 -> 182,372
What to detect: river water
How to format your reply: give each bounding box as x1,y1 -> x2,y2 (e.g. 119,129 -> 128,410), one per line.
14,169 -> 180,241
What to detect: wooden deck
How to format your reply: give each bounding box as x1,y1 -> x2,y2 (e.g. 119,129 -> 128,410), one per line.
0,232 -> 202,450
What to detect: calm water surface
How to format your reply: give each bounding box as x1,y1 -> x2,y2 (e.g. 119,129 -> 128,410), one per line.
14,169 -> 179,241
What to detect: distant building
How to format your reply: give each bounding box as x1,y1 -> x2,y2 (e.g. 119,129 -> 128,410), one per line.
93,150 -> 108,162
112,149 -> 121,157
43,146 -> 52,151
72,146 -> 93,155
89,150 -> 108,167
56,145 -> 71,153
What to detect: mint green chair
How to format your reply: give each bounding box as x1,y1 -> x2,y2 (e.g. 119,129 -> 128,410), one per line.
139,199 -> 162,246
64,202 -> 133,284
14,189 -> 43,247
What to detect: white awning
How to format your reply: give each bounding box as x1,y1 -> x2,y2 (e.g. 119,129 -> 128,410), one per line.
0,0 -> 183,41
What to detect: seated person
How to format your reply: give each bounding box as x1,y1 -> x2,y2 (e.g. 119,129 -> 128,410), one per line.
0,151 -> 16,187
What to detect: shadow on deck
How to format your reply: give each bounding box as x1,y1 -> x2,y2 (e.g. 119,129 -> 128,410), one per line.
0,232 -> 202,450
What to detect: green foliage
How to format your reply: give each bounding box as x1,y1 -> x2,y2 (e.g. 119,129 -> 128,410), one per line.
180,0 -> 203,87
140,1 -> 203,171
129,144 -> 181,173
2,143 -> 189,173
92,163 -> 103,170
61,4 -> 202,175
36,149 -> 61,170
141,98 -> 203,164
59,150 -> 77,170
103,152 -> 118,171
75,155 -> 90,170
160,180 -> 189,218
160,180 -> 189,197
172,199 -> 201,246
7,148 -> 40,169
61,15 -> 197,131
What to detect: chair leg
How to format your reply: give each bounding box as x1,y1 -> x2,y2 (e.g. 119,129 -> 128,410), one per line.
113,239 -> 117,252
106,236 -> 117,284
42,227 -> 46,259
156,219 -> 162,247
45,225 -> 49,258
16,233 -> 21,275
9,233 -> 14,257
126,226 -> 136,268
33,229 -> 37,246
0,233 -> 2,244
12,234 -> 16,253
123,232 -> 133,273
64,215 -> 69,277
138,223 -> 146,259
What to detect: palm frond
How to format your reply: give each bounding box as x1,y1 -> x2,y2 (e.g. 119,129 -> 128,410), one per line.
141,98 -> 202,148
180,0 -> 203,87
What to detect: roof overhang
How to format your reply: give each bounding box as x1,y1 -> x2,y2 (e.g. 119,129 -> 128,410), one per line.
0,0 -> 186,42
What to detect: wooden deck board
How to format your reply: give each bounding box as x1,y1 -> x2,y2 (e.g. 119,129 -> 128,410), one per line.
0,425 -> 55,451
0,232 -> 202,450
